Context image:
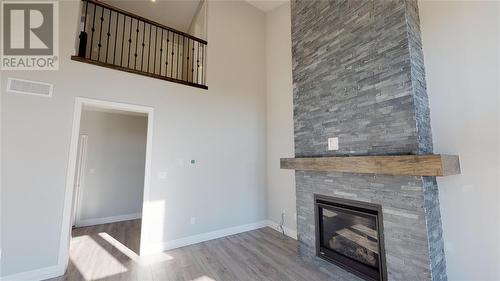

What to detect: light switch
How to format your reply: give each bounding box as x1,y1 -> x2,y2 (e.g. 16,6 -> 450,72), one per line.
328,137 -> 339,150
158,171 -> 167,180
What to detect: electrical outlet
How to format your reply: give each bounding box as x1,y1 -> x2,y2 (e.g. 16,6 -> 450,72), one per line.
328,137 -> 339,150
190,217 -> 196,225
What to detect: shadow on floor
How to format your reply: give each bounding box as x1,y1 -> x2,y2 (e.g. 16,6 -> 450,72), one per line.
72,219 -> 141,255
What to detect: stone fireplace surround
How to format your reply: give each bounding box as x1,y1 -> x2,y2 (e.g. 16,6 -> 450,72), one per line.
290,1 -> 447,280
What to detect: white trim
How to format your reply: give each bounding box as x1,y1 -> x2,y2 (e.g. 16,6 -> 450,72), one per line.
76,213 -> 142,227
141,221 -> 268,255
265,220 -> 298,240
73,134 -> 88,227
0,265 -> 64,281
59,97 -> 154,275
139,101 -> 154,256
57,98 -> 83,271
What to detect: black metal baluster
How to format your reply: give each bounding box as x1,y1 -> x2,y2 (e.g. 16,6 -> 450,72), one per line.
191,41 -> 195,83
159,29 -> 163,76
89,3 -> 97,60
141,22 -> 146,71
175,34 -> 184,79
153,26 -> 158,74
201,44 -> 204,85
113,12 -> 119,65
186,38 -> 190,81
134,20 -> 139,69
187,40 -> 190,82
105,9 -> 112,63
120,15 -> 125,66
83,1 -> 89,31
170,32 -> 174,78
127,17 -> 132,68
97,6 -> 104,61
78,0 -> 89,58
184,37 -> 188,80
187,39 -> 190,82
146,24 -> 151,72
166,31 -> 171,77
196,42 -> 200,84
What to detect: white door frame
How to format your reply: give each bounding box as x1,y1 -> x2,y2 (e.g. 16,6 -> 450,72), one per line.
72,134 -> 88,227
58,97 -> 154,270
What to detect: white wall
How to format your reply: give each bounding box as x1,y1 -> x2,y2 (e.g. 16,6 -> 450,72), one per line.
0,0 -> 267,277
77,110 -> 147,224
419,1 -> 500,280
189,1 -> 208,40
264,3 -> 296,236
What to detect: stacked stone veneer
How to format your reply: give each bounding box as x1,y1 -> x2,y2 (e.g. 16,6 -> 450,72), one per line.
291,1 -> 446,280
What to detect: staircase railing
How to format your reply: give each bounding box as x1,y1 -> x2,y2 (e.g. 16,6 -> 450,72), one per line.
72,0 -> 208,89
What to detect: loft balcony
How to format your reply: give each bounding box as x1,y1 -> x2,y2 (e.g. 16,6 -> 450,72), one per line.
72,0 -> 208,89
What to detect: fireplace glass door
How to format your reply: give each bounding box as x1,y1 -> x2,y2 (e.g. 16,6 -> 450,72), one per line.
315,195 -> 386,281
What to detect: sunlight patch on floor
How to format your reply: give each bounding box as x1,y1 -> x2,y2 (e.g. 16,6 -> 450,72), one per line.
70,235 -> 128,280
98,232 -> 138,260
99,232 -> 174,265
191,276 -> 217,281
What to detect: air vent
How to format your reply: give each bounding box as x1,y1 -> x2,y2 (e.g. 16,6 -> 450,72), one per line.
6,78 -> 53,98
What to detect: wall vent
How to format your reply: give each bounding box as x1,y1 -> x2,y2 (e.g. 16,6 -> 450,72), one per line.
6,78 -> 53,98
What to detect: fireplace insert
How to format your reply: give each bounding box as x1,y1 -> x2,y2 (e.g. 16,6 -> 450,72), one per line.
314,195 -> 387,281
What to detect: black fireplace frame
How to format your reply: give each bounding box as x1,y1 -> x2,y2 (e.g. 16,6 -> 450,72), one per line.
314,194 -> 388,281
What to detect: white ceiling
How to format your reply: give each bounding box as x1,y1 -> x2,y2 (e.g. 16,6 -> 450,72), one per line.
245,0 -> 288,12
103,0 -> 202,32
102,0 -> 287,34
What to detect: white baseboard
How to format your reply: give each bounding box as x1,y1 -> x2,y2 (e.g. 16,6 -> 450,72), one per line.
0,264 -> 64,281
141,220 -> 268,255
265,220 -> 298,240
76,212 -> 142,227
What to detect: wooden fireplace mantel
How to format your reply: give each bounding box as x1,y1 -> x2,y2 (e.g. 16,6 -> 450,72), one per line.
280,154 -> 461,177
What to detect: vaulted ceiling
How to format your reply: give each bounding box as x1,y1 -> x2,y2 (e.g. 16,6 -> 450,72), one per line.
245,0 -> 288,12
102,0 -> 288,34
103,0 -> 202,32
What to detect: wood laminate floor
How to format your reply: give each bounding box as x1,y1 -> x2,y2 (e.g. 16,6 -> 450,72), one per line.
46,220 -> 334,281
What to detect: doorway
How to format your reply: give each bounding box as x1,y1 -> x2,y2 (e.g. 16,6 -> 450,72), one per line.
60,98 -> 154,270
72,106 -> 148,230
